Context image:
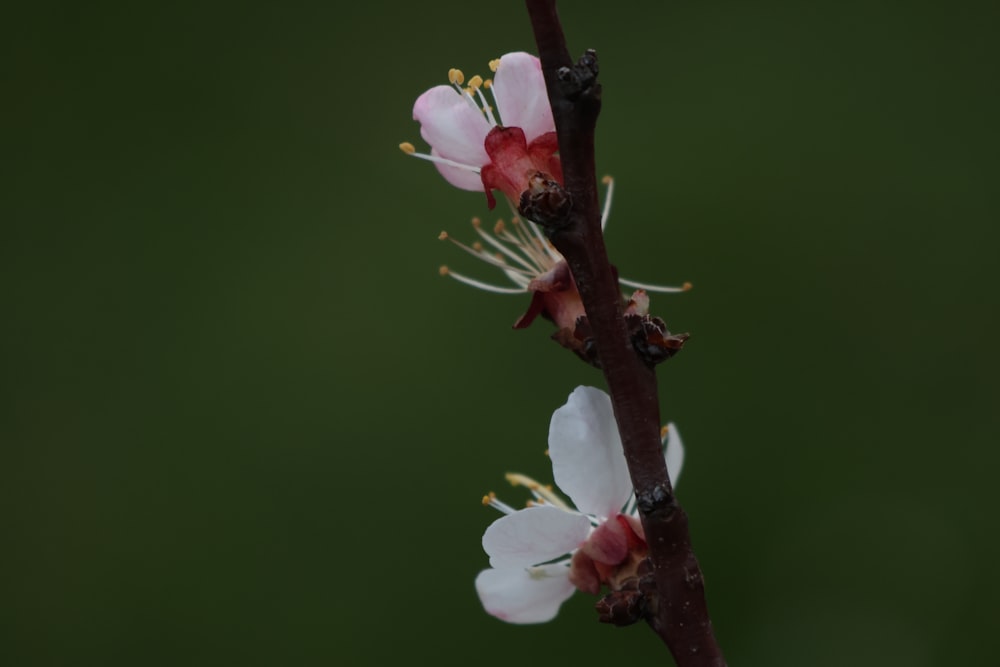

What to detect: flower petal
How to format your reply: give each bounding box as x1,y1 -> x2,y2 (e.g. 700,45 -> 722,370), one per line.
549,386 -> 633,517
491,52 -> 555,143
412,85 -> 490,167
475,564 -> 575,624
482,505 -> 591,568
664,422 -> 685,489
429,148 -> 484,192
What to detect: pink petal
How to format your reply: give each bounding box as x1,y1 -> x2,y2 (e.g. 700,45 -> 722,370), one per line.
491,52 -> 555,143
549,386 -> 633,517
412,85 -> 490,167
580,516 -> 630,566
429,148 -> 484,192
482,505 -> 591,569
475,564 -> 576,624
664,422 -> 685,489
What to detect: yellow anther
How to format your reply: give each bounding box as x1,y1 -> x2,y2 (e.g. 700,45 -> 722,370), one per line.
399,142 -> 416,154
544,449 -> 550,457
472,241 -> 484,252
471,217 -> 482,228
448,68 -> 465,85
526,500 -> 537,507
489,58 -> 501,72
483,78 -> 493,89
468,75 -> 484,89
602,174 -> 613,185
660,425 -> 670,440
482,492 -> 495,506
682,281 -> 693,291
438,231 -> 449,241
506,472 -> 530,488
494,219 -> 506,234
493,252 -> 505,262
439,265 -> 450,276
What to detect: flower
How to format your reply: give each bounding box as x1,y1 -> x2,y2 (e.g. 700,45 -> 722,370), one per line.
437,177 -> 691,332
475,386 -> 685,624
399,52 -> 562,209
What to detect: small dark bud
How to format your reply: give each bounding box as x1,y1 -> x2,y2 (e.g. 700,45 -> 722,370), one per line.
556,50 -> 601,101
519,172 -> 572,230
625,313 -> 689,367
637,483 -> 674,515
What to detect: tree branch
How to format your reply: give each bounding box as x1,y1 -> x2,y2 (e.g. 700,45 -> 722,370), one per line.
523,1 -> 726,664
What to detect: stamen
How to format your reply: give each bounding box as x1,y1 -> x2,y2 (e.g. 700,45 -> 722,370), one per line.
448,68 -> 465,85
471,82 -> 499,126
660,424 -> 670,441
399,142 -> 416,154
439,232 -> 535,276
468,74 -> 483,89
468,220 -> 543,273
495,222 -> 552,271
505,473 -> 571,509
483,78 -> 493,89
601,175 -> 615,231
488,58 -> 500,73
403,149 -> 481,174
440,267 -> 527,294
522,217 -> 563,264
527,563 -> 571,579
617,278 -> 693,294
483,491 -> 518,515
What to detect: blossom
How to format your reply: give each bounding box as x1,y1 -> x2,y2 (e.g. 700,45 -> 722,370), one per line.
399,52 -> 562,209
475,386 -> 685,624
437,177 -> 691,333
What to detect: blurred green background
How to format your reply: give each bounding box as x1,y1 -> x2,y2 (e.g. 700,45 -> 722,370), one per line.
3,1 -> 998,665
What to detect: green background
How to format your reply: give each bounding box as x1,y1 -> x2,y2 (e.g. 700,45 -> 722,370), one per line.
4,1 -> 998,665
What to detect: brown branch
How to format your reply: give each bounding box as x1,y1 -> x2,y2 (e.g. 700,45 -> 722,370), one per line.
523,1 -> 726,664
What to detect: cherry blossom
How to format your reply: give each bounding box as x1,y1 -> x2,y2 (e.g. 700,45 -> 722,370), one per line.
436,176 -> 691,333
399,52 -> 561,209
475,386 -> 685,624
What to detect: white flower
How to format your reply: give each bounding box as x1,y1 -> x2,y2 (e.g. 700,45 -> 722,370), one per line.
475,386 -> 685,624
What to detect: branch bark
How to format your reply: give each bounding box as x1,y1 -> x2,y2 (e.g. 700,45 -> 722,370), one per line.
524,2 -> 726,664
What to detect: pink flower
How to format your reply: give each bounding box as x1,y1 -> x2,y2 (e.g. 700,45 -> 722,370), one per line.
475,386 -> 685,624
436,178 -> 691,334
400,52 -> 562,209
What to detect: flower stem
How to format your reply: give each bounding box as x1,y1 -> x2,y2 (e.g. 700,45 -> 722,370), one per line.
524,1 -> 726,663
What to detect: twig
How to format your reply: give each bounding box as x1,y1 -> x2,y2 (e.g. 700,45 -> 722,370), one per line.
523,1 -> 726,664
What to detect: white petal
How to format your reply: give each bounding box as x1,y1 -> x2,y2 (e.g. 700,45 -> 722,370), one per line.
665,422 -> 685,489
491,52 -> 555,143
549,386 -> 632,517
475,564 -> 575,624
482,505 -> 590,568
429,148 -> 483,192
412,85 -> 490,167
